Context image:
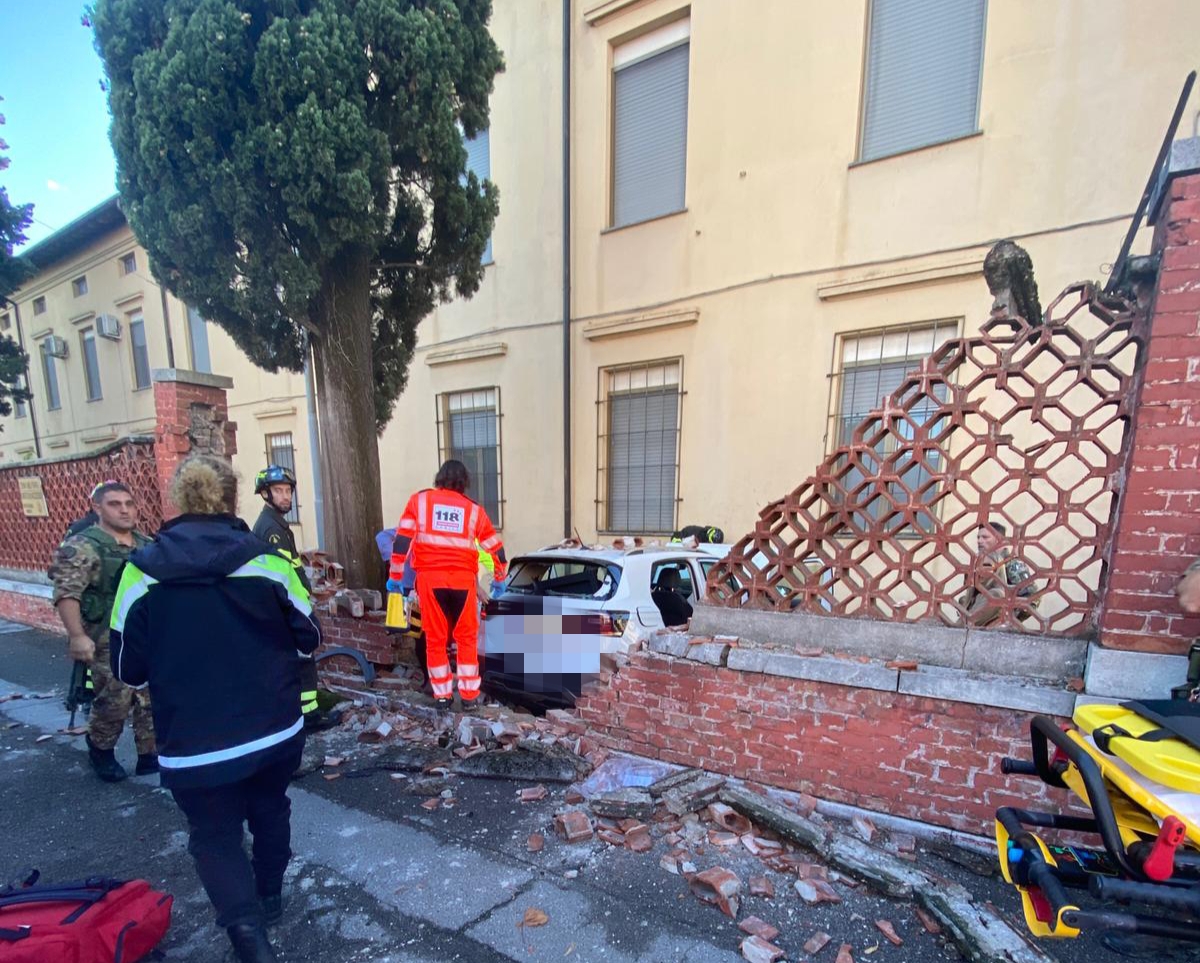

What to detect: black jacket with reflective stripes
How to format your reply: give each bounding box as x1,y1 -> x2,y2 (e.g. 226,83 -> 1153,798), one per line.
110,514 -> 322,790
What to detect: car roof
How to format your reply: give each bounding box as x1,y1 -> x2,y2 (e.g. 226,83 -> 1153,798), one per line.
514,545 -> 720,565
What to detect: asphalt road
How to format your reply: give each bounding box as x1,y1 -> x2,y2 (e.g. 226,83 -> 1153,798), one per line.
1,620 -> 1195,962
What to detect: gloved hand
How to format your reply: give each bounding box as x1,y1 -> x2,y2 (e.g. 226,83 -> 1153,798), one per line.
386,578 -> 403,594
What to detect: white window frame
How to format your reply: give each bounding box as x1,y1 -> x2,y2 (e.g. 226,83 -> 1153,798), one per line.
80,328 -> 103,402
129,313 -> 151,390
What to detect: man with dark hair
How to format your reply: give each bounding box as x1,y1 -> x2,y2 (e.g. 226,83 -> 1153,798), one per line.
62,480 -> 123,541
958,520 -> 1038,626
388,460 -> 507,709
50,481 -> 155,781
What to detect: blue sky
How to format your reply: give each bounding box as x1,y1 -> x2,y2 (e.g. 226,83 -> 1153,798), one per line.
0,1 -> 116,247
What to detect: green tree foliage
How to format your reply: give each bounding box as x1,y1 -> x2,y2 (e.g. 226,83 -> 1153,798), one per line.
92,0 -> 503,583
0,97 -> 33,422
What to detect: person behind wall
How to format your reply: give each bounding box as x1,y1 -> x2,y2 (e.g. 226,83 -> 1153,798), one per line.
652,568 -> 694,628
958,520 -> 1038,626
252,465 -> 322,726
109,455 -> 321,963
49,482 -> 155,782
388,460 -> 507,710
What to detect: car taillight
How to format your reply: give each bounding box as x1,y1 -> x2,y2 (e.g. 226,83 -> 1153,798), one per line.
599,611 -> 630,636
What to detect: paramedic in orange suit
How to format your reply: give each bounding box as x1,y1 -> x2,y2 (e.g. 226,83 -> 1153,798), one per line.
388,460 -> 506,709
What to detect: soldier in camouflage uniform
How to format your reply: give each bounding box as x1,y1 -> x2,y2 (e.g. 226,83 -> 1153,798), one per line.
1180,558 -> 1200,615
50,482 -> 155,782
958,520 -> 1038,627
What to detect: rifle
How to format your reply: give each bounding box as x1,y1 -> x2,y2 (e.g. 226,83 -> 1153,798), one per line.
65,661 -> 93,729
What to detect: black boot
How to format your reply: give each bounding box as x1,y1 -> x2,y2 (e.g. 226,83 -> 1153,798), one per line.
86,737 -> 127,783
226,922 -> 278,963
260,892 -> 283,926
135,753 -> 159,775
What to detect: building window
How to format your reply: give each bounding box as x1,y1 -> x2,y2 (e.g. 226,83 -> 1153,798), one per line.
611,18 -> 690,228
14,375 -> 27,418
186,305 -> 212,373
828,321 -> 958,532
264,432 -> 300,523
436,387 -> 503,527
859,0 -> 986,163
32,297 -> 46,315
72,276 -> 89,297
129,314 -> 151,390
80,328 -> 103,401
0,313 -> 9,332
119,251 -> 137,276
40,340 -> 62,411
598,359 -> 682,533
463,129 -> 493,265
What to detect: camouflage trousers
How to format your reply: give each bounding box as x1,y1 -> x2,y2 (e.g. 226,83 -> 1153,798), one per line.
88,633 -> 155,754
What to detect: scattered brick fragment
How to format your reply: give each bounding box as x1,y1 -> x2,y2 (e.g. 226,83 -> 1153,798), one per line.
914,908 -> 942,935
420,797 -> 440,811
748,876 -> 775,898
738,916 -> 780,941
554,810 -> 593,843
803,932 -> 832,955
527,833 -> 544,853
835,944 -> 854,963
874,920 -> 902,946
851,815 -> 876,843
519,784 -> 548,802
739,935 -> 785,963
689,867 -> 742,918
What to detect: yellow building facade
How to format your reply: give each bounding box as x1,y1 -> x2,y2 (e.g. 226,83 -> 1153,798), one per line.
6,0 -> 1199,561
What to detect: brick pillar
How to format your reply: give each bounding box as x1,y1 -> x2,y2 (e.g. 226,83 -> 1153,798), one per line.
1099,147 -> 1200,654
152,369 -> 238,521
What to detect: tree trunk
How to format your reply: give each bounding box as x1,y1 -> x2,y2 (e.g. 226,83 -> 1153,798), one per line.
312,247 -> 384,590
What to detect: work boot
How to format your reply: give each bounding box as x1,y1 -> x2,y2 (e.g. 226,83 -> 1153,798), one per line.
260,892 -> 283,927
459,699 -> 480,714
226,922 -> 278,963
86,736 -> 127,783
134,753 -> 159,775
434,697 -> 452,710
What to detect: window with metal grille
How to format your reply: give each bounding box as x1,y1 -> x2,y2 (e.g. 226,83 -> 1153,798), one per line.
463,129 -> 493,264
264,432 -> 300,523
598,360 -> 682,534
40,340 -> 61,410
827,321 -> 958,532
129,315 -> 151,390
436,388 -> 503,527
80,328 -> 102,401
611,18 -> 690,228
859,0 -> 986,163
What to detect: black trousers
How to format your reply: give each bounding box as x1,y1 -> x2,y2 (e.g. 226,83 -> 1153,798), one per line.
170,746 -> 302,928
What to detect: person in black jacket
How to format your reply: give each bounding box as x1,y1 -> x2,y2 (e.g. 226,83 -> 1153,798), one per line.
651,568 -> 694,628
110,455 -> 321,963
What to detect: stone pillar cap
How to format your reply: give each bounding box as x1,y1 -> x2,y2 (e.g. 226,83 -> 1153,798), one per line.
151,368 -> 234,390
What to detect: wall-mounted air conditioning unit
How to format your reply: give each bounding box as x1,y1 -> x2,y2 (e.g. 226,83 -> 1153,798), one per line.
43,336 -> 68,359
96,314 -> 121,340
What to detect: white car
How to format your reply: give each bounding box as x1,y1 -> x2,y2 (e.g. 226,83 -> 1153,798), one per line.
480,544 -> 728,707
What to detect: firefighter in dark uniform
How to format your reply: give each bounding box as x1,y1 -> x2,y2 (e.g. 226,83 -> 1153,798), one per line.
252,466 -> 321,724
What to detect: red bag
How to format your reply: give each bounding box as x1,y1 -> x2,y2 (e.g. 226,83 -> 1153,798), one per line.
0,877 -> 172,962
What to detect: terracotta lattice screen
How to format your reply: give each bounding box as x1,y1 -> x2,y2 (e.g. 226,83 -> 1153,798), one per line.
708,283 -> 1148,635
0,438 -> 163,572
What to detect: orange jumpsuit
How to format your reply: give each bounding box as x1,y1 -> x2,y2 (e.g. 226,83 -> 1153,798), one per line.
390,489 -> 506,703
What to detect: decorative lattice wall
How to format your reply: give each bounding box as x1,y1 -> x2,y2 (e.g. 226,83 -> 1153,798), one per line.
708,283 -> 1148,635
0,439 -> 163,572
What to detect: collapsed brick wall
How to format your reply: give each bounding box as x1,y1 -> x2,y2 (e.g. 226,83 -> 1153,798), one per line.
0,439 -> 162,573
1098,171 -> 1200,654
314,615 -> 421,697
573,649 -> 1071,835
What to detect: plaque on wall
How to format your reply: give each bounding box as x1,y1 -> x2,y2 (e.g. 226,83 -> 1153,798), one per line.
18,477 -> 49,517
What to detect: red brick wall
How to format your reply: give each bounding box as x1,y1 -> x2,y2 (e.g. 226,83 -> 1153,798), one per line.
0,440 -> 162,573
574,651 -> 1071,835
0,589 -> 62,634
152,377 -> 238,521
1100,171 -> 1200,654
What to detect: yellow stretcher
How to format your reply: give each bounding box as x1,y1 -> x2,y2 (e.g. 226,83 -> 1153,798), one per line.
995,709 -> 1200,945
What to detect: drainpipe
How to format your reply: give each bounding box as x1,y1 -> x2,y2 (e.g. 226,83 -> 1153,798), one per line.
304,346 -> 326,549
158,286 -> 176,368
561,0 -> 572,538
8,299 -> 42,460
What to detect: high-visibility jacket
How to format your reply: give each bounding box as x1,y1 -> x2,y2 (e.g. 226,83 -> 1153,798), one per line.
390,488 -> 506,581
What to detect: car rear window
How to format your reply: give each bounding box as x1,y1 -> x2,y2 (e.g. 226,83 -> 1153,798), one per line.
506,558 -> 622,599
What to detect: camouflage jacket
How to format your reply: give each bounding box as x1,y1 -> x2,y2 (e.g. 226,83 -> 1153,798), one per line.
50,527 -> 151,640
959,548 -> 1037,610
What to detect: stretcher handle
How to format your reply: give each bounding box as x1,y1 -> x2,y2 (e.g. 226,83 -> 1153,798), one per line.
1066,907 -> 1200,943
1091,876 -> 1200,914
1029,716 -> 1144,881
1001,758 -> 1039,776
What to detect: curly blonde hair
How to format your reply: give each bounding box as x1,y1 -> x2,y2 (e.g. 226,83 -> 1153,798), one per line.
170,455 -> 238,515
